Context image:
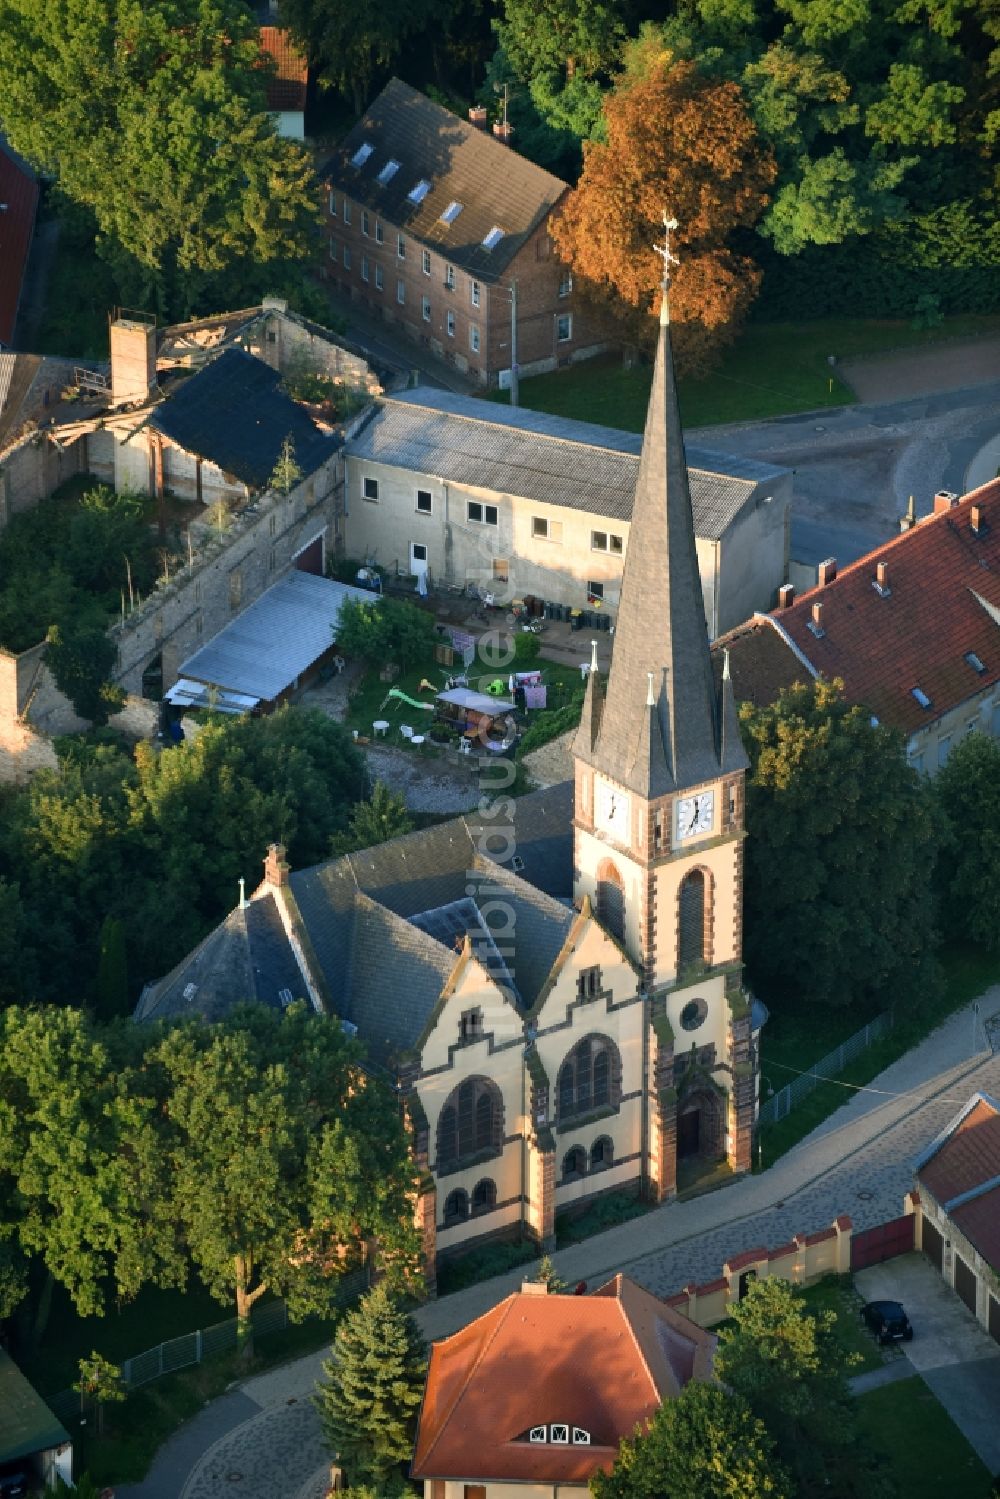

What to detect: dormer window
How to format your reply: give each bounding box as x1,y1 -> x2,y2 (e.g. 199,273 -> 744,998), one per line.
408,179 -> 431,205
523,1425 -> 592,1445
440,200 -> 463,224
350,141 -> 374,167
377,158 -> 400,184
482,225 -> 504,251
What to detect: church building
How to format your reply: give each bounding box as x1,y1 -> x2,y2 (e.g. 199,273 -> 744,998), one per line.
136,258 -> 762,1283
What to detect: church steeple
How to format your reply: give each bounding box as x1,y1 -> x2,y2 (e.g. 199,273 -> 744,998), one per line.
574,217 -> 746,797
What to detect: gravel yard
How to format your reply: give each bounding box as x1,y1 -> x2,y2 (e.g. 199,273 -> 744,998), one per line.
362,743 -> 480,814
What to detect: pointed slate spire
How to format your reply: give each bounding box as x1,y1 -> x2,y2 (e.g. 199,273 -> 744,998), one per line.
577,216 -> 747,796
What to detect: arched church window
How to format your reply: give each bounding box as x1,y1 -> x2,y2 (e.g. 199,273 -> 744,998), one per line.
436,1076 -> 503,1168
596,860 -> 625,943
562,1146 -> 587,1180
444,1188 -> 469,1226
556,1034 -> 621,1123
678,870 -> 707,967
472,1178 -> 497,1215
590,1136 -> 613,1171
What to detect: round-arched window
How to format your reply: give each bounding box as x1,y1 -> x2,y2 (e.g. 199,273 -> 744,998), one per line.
556,1035 -> 622,1122
563,1146 -> 587,1180
590,1136 -> 614,1171
472,1178 -> 497,1216
444,1189 -> 469,1226
436,1076 -> 503,1168
680,997 -> 709,1032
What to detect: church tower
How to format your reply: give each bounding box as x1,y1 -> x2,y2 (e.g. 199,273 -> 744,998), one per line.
572,224 -> 755,1196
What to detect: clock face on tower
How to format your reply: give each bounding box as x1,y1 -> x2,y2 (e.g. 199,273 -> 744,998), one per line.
675,789 -> 715,844
595,776 -> 631,843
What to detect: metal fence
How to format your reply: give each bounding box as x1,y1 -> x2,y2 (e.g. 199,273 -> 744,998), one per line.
45,1266 -> 367,1423
759,1010 -> 894,1127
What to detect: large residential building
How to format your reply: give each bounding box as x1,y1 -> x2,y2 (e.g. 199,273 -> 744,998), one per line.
137,262 -> 763,1281
411,1274 -> 716,1497
344,387 -> 791,635
320,79 -> 606,387
716,480 -> 1000,772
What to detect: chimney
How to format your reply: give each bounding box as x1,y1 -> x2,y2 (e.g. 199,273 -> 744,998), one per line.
971,505 -> 984,535
492,120 -> 515,144
933,490 -> 958,515
263,842 -> 290,888
807,601 -> 825,638
521,1279 -> 548,1295
900,495 -> 917,533
468,105 -> 488,130
817,557 -> 837,587
109,308 -> 157,407
872,560 -> 891,598
778,583 -> 795,609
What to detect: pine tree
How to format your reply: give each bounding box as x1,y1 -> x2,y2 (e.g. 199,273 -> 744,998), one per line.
314,1282 -> 427,1485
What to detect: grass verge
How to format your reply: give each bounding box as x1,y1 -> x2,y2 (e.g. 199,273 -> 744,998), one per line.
758,945 -> 1000,1168
855,1376 -> 993,1498
486,315 -> 1000,430
797,1274 -> 883,1374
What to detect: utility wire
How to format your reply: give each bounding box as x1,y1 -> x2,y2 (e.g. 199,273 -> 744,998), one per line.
763,1053 -> 991,1108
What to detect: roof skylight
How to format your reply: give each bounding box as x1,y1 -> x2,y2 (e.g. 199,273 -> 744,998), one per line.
965,651 -> 987,674
911,687 -> 932,709
350,141 -> 374,167
482,225 -> 504,250
377,158 -> 400,184
440,200 -> 463,224
408,179 -> 431,205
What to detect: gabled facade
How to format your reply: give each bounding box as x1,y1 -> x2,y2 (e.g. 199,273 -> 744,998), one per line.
320,79 -> 606,386
137,274 -> 761,1280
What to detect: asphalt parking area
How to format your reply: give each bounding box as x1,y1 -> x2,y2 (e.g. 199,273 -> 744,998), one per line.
856,1253 -> 1000,1474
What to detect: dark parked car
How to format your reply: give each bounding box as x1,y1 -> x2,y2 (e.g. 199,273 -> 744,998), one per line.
860,1299 -> 914,1344
0,1471 -> 29,1499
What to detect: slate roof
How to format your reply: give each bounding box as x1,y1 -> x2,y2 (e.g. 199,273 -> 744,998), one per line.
135,894 -> 309,1022
465,859 -> 575,1008
347,387 -> 783,540
344,894 -> 459,1067
0,139 -> 38,346
411,1276 -> 715,1484
916,1092 -> 1000,1270
259,26 -> 308,112
148,346 -> 336,487
711,615 -> 813,709
410,895 -> 520,1002
0,1348 -> 70,1464
321,79 -> 567,281
176,571 -> 373,704
575,301 -> 747,797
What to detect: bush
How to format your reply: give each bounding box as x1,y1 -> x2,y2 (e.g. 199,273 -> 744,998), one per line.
435,1239 -> 539,1296
555,1191 -> 649,1246
335,597 -> 437,673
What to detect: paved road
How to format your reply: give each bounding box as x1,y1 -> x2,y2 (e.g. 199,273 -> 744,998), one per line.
120,988 -> 1000,1499
689,371 -> 1000,569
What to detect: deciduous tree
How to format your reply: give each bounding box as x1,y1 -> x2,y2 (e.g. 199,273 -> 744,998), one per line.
549,48 -> 776,372
315,1282 -> 427,1484
591,1380 -> 791,1499
932,731 -> 1000,949
331,782 -> 414,856
739,678 -> 941,1014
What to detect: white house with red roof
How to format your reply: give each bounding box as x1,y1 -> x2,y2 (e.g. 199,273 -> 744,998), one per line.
716,478 -> 1000,774
907,1092 -> 1000,1343
411,1274 -> 716,1497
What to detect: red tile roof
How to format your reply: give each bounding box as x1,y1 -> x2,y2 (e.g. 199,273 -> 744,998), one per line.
259,27 -> 307,113
778,482 -> 1000,734
917,1094 -> 1000,1269
0,143 -> 39,346
411,1275 -> 715,1484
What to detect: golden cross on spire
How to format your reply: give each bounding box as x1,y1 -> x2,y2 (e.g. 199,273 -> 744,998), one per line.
653,212 -> 679,325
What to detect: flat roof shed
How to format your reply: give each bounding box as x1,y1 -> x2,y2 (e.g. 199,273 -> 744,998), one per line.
169,570 -> 374,707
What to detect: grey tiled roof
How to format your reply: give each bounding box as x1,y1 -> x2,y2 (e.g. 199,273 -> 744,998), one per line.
466,859 -> 574,1008
346,389 -> 784,539
135,894 -> 308,1022
321,79 -> 566,281
410,896 -> 519,1002
150,347 -> 336,487
346,895 -> 457,1067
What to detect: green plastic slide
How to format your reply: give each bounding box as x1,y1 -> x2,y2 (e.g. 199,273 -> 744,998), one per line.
384,688 -> 435,712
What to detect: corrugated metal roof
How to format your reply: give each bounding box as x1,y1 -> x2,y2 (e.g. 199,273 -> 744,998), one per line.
346,388 -> 785,539
320,79 -> 567,281
178,571 -> 372,703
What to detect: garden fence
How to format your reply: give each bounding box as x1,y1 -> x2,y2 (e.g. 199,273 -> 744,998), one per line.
45,1265 -> 367,1425
758,1010 -> 894,1127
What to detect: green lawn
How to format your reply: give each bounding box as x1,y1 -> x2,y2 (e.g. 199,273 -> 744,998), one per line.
798,1275 -> 883,1374
487,314 -> 1000,430
856,1376 -> 993,1498
758,945 -> 1000,1168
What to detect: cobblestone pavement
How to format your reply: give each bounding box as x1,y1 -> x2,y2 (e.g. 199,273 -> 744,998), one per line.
127,990 -> 1000,1499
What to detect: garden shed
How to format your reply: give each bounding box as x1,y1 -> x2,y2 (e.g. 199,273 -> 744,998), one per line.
0,1348 -> 73,1488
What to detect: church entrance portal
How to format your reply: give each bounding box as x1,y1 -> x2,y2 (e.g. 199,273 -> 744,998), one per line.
678,1105 -> 701,1159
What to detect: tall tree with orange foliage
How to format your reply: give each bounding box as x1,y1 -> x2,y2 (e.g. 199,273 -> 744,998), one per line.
550,46 -> 776,373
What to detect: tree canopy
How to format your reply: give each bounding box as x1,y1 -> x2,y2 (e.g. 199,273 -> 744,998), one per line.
739,678 -> 941,1014
591,1380 -> 791,1499
0,0 -> 319,314
932,731 -> 1000,949
335,597 -> 439,673
549,49 -> 776,372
